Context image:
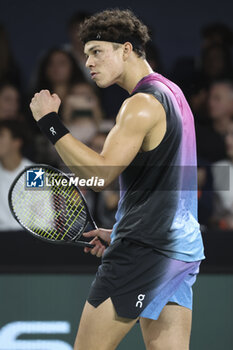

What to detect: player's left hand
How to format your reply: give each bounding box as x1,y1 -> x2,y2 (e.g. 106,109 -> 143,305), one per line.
83,228 -> 111,257
30,90 -> 61,121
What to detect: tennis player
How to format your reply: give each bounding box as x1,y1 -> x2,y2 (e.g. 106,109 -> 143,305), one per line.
30,9 -> 205,350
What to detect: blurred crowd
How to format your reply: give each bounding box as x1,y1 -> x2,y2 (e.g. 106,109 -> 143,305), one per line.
0,12 -> 233,232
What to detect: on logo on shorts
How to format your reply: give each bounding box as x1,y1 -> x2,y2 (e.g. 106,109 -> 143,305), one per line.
135,294 -> 145,308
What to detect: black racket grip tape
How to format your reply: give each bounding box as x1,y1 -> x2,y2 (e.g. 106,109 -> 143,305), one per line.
75,241 -> 95,248
97,237 -> 109,247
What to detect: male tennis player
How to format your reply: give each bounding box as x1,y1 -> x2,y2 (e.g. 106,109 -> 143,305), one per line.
30,9 -> 205,350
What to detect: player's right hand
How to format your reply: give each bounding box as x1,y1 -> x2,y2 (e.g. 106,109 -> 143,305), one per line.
30,90 -> 61,121
83,228 -> 112,257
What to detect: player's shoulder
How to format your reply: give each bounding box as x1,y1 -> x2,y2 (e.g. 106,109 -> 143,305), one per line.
117,92 -> 165,125
124,92 -> 162,111
122,92 -> 164,115
116,92 -> 165,131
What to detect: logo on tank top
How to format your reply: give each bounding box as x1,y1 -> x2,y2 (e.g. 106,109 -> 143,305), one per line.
136,294 -> 145,308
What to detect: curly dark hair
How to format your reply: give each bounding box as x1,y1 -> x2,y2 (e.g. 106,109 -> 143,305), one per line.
79,9 -> 150,58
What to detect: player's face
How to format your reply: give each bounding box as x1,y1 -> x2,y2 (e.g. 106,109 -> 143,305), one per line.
84,41 -> 124,88
208,84 -> 233,119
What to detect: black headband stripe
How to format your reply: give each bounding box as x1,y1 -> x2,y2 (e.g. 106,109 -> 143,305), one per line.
84,32 -> 143,51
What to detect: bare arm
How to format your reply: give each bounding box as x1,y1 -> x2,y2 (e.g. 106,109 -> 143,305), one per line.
30,90 -> 164,189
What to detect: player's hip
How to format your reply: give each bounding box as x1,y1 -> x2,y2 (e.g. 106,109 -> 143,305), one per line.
88,238 -> 201,318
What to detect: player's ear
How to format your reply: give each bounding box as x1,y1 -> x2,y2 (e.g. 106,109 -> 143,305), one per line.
123,42 -> 133,60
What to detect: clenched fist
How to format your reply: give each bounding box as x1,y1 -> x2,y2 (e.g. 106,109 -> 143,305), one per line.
30,90 -> 61,121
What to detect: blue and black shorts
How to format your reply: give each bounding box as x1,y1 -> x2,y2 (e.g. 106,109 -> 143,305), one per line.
87,238 -> 201,320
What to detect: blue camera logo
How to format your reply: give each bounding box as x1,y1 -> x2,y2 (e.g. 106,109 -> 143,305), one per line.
26,169 -> 45,188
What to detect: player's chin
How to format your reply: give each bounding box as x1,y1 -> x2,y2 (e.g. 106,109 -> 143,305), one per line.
96,79 -> 114,88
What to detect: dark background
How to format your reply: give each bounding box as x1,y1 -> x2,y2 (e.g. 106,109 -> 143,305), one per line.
0,3 -> 233,349
0,0 -> 233,84
0,0 -> 233,272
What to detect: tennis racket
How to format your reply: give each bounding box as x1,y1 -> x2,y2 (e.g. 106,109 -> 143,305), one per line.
8,164 -> 107,248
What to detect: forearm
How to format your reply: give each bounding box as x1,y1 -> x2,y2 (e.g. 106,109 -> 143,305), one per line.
30,90 -> 150,188
35,112 -> 124,188
55,133 -> 112,186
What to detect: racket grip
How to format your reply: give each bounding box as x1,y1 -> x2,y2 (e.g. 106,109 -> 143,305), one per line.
76,241 -> 95,248
97,237 -> 109,247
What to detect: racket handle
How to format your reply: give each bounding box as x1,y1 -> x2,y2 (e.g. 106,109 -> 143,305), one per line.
86,218 -> 109,247
97,237 -> 109,247
75,241 -> 95,248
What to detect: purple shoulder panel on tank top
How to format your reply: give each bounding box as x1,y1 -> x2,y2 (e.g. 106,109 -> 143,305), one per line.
132,72 -> 197,167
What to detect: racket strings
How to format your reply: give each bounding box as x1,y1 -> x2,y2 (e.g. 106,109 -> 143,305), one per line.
11,169 -> 88,242
13,172 -> 64,236
15,186 -> 85,241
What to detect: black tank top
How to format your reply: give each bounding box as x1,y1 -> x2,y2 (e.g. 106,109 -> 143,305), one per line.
110,73 -> 205,262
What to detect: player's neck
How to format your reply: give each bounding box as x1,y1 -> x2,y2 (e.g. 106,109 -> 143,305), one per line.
1,152 -> 22,171
117,59 -> 154,94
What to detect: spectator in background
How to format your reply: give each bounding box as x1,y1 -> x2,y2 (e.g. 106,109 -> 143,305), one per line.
68,82 -> 104,123
0,83 -> 36,160
201,23 -> 233,49
197,44 -> 233,87
170,56 -> 197,97
0,82 -> 22,120
208,80 -> 233,133
212,119 -> 233,229
62,92 -> 98,144
0,120 -> 32,231
197,158 -> 214,227
170,23 -> 233,97
196,80 -> 233,162
33,48 -> 84,102
61,81 -> 106,142
0,24 -> 20,87
185,44 -> 233,98
192,24 -> 233,94
188,82 -> 208,124
65,11 -> 92,83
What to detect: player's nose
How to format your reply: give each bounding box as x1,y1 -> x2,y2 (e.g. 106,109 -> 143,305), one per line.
85,55 -> 95,68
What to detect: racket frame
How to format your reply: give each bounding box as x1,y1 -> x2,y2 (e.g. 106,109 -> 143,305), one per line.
8,164 -> 99,248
